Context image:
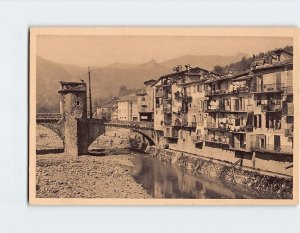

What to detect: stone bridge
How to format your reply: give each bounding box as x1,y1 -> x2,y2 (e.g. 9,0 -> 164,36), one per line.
36,81 -> 157,157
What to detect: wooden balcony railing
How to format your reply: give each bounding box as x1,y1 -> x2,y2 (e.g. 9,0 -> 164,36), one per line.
261,103 -> 282,112
251,83 -> 283,93
251,142 -> 293,155
191,135 -> 204,143
232,142 -> 246,151
204,135 -> 230,145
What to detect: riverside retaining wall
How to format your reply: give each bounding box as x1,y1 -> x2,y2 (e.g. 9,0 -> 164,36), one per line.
146,146 -> 293,199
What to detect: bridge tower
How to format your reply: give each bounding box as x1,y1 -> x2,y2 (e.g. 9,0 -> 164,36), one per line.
58,81 -> 89,157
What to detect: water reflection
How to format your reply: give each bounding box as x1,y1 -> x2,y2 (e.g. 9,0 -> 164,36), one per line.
130,154 -> 249,199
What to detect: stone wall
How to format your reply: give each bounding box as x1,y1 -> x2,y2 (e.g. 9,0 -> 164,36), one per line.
146,146 -> 293,199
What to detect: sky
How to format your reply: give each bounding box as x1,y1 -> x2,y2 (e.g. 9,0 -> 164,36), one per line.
37,35 -> 292,67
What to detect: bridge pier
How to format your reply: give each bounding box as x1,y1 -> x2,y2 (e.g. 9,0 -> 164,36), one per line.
59,81 -> 89,158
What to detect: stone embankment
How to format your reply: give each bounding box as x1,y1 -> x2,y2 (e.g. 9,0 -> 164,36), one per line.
146,146 -> 293,199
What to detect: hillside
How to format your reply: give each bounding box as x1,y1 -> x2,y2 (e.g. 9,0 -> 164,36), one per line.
36,53 -> 245,112
161,53 -> 247,71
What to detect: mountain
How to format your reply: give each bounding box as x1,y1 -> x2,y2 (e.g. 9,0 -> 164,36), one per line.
36,57 -> 170,112
161,53 -> 248,71
36,53 -> 246,112
36,56 -> 80,112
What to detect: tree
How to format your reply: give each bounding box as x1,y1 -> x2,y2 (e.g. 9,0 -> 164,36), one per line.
212,65 -> 226,75
118,85 -> 129,97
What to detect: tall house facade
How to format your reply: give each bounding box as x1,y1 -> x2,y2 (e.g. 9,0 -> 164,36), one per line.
204,71 -> 254,155
136,79 -> 156,122
153,66 -> 211,146
152,49 -> 293,175
249,49 -> 293,157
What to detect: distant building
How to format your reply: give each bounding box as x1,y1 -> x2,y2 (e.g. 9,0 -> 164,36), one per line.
111,107 -> 118,120
136,79 -> 156,122
117,94 -> 139,121
96,101 -> 117,121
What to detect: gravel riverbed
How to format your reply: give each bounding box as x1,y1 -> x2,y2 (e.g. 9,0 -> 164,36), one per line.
36,153 -> 152,198
36,125 -> 152,198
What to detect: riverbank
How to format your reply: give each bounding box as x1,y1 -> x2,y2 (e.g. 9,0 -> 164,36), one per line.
147,146 -> 293,199
36,153 -> 152,198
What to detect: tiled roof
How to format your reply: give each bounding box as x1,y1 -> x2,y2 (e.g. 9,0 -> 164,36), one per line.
118,94 -> 138,102
252,58 -> 293,71
136,89 -> 147,95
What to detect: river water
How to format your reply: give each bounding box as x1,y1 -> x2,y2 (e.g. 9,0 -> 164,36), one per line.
130,154 -> 251,199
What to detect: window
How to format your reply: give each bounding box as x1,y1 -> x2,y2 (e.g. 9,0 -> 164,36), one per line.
193,85 -> 196,93
199,113 -> 203,123
254,114 -> 262,128
199,100 -> 204,111
258,115 -> 262,128
287,116 -> 293,124
266,113 -> 281,129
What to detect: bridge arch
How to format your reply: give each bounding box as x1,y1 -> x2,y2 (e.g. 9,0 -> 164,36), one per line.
131,129 -> 156,146
36,121 -> 64,142
36,124 -> 64,153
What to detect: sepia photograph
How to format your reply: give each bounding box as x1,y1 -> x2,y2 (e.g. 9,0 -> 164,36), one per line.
29,28 -> 299,205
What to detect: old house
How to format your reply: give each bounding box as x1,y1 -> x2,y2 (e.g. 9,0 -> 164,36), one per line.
117,94 -> 139,121
96,101 -> 117,121
136,79 -> 156,122
249,49 -> 293,158
150,48 -> 293,176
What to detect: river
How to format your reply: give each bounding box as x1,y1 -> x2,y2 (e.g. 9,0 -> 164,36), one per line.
130,153 -> 252,199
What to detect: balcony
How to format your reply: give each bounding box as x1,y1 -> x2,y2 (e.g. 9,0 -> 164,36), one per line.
163,104 -> 172,113
206,122 -> 218,129
231,142 -> 247,151
212,89 -> 230,96
139,106 -> 152,113
282,86 -> 293,95
174,119 -> 197,128
206,107 -> 219,113
191,135 -> 204,143
164,127 -> 178,138
232,125 -> 253,133
233,86 -> 250,94
163,95 -> 172,101
251,142 -> 293,155
205,89 -> 213,97
164,117 -> 172,126
204,134 -> 230,145
162,80 -> 171,86
206,121 -> 253,133
251,83 -> 283,93
174,91 -> 192,101
261,103 -> 282,112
